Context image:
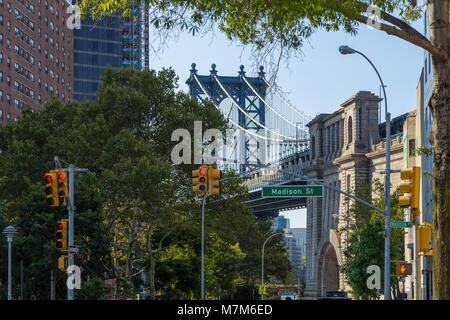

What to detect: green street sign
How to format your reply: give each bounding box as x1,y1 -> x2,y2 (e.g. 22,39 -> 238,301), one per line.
262,185 -> 323,198
391,221 -> 412,228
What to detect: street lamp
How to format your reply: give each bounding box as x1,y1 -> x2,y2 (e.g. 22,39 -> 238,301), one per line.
339,45 -> 391,300
3,225 -> 18,300
261,232 -> 284,300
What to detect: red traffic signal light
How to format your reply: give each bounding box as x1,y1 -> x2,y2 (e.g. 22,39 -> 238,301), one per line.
44,174 -> 54,184
193,166 -> 208,195
45,172 -> 59,207
396,261 -> 412,276
56,219 -> 68,252
56,170 -> 68,206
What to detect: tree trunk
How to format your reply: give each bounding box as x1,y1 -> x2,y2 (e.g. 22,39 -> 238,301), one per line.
126,199 -> 140,291
428,0 -> 450,300
150,251 -> 156,300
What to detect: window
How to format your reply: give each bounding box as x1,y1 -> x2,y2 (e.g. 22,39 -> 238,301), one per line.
348,116 -> 353,144
409,139 -> 416,157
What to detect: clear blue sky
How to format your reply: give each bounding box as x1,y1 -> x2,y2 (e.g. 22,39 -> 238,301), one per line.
148,19 -> 425,227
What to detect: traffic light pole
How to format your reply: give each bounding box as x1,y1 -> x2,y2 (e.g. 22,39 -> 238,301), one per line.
67,164 -> 75,301
201,190 -> 208,300
66,164 -> 89,300
55,157 -> 88,301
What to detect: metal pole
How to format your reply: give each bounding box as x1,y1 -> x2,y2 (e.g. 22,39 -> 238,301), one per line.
50,270 -> 54,300
7,238 -> 12,300
413,213 -> 420,300
261,232 -> 283,299
201,190 -> 208,300
384,112 -> 391,300
351,50 -> 391,300
68,164 -> 75,300
20,259 -> 23,300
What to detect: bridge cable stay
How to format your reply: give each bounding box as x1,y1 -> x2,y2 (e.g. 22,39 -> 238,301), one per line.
212,75 -> 297,141
262,78 -> 312,122
242,76 -> 309,135
193,74 -> 286,143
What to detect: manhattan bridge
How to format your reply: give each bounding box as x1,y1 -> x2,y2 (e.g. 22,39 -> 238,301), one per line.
186,63 -> 313,219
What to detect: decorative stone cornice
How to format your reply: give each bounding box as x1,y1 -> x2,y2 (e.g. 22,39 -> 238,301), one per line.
367,135 -> 403,160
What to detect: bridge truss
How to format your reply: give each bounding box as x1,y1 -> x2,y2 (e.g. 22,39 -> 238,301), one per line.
186,63 -> 311,174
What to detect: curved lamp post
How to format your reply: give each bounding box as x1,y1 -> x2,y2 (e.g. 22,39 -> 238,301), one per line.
339,45 -> 391,300
261,232 -> 284,299
3,225 -> 18,300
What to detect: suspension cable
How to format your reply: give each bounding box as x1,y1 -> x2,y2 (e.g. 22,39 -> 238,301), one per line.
213,75 -> 296,141
193,75 -> 286,143
242,76 -> 309,134
262,78 -> 312,122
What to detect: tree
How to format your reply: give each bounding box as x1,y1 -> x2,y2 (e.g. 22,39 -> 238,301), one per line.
339,180 -> 405,299
78,0 -> 449,299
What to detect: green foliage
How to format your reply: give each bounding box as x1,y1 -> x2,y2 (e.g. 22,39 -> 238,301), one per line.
339,180 -> 405,299
77,1 -> 425,55
0,66 -> 292,300
75,278 -> 108,300
414,145 -> 433,158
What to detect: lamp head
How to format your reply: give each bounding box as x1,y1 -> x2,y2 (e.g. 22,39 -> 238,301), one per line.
339,45 -> 356,55
3,226 -> 17,239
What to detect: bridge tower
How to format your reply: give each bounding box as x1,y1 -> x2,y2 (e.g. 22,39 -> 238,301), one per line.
186,63 -> 268,172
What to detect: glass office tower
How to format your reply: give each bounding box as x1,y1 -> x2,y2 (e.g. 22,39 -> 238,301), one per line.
73,3 -> 149,102
73,15 -> 122,101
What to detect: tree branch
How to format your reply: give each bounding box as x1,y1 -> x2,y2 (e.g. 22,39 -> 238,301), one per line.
355,14 -> 447,61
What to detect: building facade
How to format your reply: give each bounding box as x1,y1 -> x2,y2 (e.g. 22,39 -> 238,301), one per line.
0,0 -> 73,124
272,215 -> 290,231
402,33 -> 434,299
297,91 -> 413,298
73,14 -> 122,101
121,2 -> 149,70
285,228 -> 307,283
73,2 -> 149,102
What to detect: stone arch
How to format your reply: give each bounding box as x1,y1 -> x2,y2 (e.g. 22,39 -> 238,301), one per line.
311,135 -> 316,159
317,242 -> 340,296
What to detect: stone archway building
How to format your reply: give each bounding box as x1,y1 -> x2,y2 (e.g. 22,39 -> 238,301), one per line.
301,91 -> 408,298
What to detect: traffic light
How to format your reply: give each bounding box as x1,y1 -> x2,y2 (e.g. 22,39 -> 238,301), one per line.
58,255 -> 69,272
208,167 -> 221,196
56,219 -> 68,252
45,172 -> 59,207
56,170 -> 68,206
418,223 -> 433,255
399,166 -> 420,212
192,166 -> 208,196
395,261 -> 412,276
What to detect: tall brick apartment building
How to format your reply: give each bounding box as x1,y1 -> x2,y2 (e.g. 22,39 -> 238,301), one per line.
0,0 -> 73,125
